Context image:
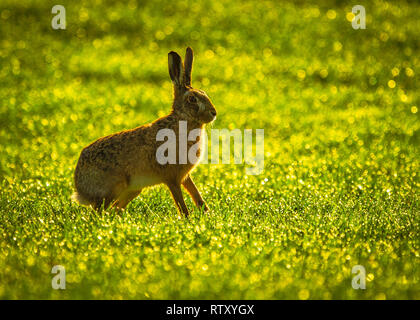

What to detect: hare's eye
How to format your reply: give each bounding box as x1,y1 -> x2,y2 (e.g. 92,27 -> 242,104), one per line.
188,95 -> 197,103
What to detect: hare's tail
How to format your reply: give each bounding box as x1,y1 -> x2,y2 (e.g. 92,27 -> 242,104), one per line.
71,192 -> 92,206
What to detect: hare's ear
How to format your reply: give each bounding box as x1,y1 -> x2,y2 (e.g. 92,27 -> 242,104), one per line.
184,47 -> 193,87
168,51 -> 184,87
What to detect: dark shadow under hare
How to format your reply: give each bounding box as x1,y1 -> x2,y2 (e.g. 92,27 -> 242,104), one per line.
72,47 -> 217,217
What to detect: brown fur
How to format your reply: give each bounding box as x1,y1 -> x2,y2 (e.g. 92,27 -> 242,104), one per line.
72,47 -> 217,216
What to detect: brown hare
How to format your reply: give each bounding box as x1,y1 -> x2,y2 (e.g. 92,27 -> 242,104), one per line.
72,47 -> 217,216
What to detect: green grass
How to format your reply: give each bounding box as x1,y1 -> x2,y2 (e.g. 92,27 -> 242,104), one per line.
0,0 -> 419,299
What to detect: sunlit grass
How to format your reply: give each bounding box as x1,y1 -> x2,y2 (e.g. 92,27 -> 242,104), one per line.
0,0 -> 419,299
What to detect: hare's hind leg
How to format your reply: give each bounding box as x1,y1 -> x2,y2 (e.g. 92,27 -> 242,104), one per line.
94,196 -> 115,211
93,179 -> 129,211
112,189 -> 141,209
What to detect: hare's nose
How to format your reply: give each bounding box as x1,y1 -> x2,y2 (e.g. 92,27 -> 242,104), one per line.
210,109 -> 217,117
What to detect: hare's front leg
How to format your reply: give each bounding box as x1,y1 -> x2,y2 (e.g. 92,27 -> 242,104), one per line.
167,182 -> 189,217
182,175 -> 209,211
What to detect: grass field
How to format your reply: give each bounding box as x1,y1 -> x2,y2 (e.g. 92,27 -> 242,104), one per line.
0,0 -> 419,299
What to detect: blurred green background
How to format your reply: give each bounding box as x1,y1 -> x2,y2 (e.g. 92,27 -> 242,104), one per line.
0,0 -> 418,299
